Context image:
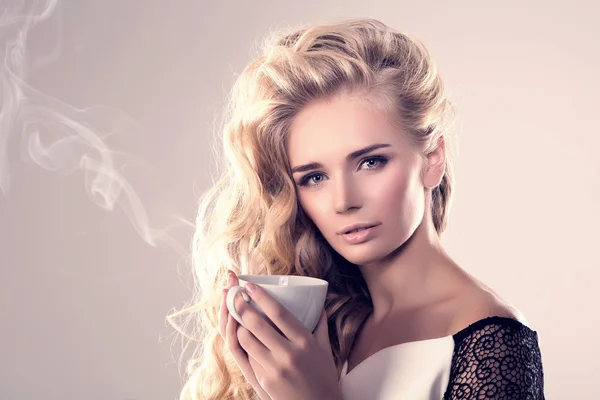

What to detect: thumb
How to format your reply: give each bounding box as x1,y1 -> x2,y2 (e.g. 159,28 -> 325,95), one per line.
314,309 -> 330,346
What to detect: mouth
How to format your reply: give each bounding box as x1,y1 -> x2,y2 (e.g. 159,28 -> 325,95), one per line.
339,223 -> 380,235
345,226 -> 373,234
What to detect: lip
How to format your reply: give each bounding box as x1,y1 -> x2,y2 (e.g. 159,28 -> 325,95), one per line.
337,222 -> 381,235
339,224 -> 380,245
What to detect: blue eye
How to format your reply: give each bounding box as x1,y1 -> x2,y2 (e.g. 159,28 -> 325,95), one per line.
296,155 -> 388,187
360,156 -> 388,169
298,173 -> 325,187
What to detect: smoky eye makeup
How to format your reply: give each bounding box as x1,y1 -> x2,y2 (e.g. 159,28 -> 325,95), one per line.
295,155 -> 389,187
359,155 -> 388,170
297,172 -> 324,187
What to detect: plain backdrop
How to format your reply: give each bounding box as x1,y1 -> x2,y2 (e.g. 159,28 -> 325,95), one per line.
1,0 -> 598,399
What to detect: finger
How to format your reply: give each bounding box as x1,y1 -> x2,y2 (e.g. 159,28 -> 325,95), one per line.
248,354 -> 268,386
226,312 -> 244,357
235,321 -> 274,372
234,286 -> 288,356
218,288 -> 229,340
226,313 -> 258,383
227,270 -> 239,288
244,283 -> 307,342
219,270 -> 240,339
313,309 -> 331,347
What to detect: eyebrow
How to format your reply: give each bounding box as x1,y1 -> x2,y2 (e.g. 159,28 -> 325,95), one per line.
291,143 -> 392,174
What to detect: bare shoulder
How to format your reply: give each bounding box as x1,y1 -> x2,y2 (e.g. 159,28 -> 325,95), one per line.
448,277 -> 530,334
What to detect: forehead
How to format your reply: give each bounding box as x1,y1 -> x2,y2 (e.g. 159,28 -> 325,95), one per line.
287,95 -> 408,164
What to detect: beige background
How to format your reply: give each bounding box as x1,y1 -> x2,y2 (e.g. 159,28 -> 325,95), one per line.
0,0 -> 598,399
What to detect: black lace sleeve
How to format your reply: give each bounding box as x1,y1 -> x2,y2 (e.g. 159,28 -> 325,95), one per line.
443,316 -> 545,400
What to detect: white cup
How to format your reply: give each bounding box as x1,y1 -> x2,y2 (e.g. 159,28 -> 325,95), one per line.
226,275 -> 328,333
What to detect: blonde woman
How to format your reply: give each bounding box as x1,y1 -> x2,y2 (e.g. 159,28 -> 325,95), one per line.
169,18 -> 545,400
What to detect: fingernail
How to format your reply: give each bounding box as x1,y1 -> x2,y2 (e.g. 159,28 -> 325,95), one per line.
245,282 -> 256,294
227,271 -> 233,285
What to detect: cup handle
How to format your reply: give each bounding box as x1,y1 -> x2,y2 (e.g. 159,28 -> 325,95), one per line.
226,285 -> 250,329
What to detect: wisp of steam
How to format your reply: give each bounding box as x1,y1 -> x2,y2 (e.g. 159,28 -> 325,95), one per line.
0,0 -> 189,256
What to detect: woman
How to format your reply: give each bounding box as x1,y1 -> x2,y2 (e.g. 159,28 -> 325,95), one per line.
168,18 -> 545,399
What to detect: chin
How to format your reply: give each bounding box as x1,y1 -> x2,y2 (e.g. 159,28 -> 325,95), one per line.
336,244 -> 390,266
335,235 -> 414,267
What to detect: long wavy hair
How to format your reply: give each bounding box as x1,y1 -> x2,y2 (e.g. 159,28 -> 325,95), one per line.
167,18 -> 455,400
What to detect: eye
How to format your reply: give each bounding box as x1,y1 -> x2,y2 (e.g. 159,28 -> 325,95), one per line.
298,172 -> 326,187
296,156 -> 388,187
360,156 -> 388,169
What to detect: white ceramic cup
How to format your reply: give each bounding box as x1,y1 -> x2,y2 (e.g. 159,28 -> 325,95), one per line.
226,275 -> 328,333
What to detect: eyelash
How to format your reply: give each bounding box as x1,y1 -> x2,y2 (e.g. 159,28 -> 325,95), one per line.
297,156 -> 389,187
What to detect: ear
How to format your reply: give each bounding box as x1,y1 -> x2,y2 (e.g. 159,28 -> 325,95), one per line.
423,136 -> 446,189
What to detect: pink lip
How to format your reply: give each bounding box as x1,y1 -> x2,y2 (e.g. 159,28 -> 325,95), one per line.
338,222 -> 380,235
340,224 -> 380,245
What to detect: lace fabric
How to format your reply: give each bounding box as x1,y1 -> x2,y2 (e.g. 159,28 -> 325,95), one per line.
443,316 -> 545,399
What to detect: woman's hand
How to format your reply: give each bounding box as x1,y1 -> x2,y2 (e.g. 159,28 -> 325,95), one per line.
219,272 -> 272,400
223,271 -> 342,400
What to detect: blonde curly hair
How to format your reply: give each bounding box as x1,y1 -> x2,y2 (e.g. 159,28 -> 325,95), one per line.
167,17 -> 455,400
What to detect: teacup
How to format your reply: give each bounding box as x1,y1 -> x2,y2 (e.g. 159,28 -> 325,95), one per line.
226,275 -> 328,333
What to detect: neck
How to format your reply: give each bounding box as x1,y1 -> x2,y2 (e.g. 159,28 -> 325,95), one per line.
357,214 -> 458,321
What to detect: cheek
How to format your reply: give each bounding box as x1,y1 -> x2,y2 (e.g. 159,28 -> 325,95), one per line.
370,168 -> 424,222
297,192 -> 327,228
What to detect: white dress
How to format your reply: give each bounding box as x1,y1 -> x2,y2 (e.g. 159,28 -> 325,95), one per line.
338,316 -> 545,400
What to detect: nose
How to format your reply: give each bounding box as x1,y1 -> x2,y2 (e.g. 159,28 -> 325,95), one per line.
333,175 -> 362,214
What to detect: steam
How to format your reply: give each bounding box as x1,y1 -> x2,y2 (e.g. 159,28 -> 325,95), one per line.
0,0 -> 190,255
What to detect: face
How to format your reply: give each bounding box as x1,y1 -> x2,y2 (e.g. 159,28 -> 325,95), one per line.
287,93 -> 439,266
